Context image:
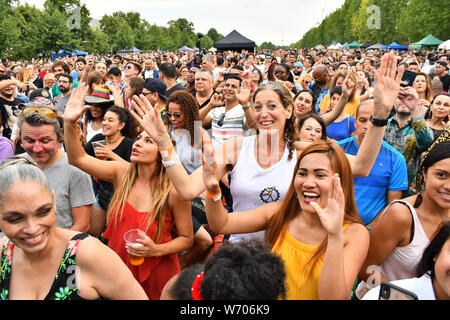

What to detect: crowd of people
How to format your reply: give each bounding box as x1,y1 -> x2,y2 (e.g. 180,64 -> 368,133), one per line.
0,46 -> 449,301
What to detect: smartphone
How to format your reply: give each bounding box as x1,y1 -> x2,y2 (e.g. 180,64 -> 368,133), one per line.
378,282 -> 418,300
401,70 -> 417,87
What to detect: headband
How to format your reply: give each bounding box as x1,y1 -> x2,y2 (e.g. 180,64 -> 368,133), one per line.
410,127 -> 450,193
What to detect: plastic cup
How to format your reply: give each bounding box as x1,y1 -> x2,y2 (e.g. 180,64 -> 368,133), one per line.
93,140 -> 107,160
123,228 -> 146,266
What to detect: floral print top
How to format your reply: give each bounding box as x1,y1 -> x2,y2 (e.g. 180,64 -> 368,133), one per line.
0,233 -> 93,300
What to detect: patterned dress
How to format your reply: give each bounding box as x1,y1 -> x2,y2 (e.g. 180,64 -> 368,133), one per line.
0,233 -> 98,300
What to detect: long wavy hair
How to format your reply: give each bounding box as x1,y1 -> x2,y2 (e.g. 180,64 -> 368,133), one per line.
252,81 -> 297,160
106,154 -> 171,244
265,141 -> 362,274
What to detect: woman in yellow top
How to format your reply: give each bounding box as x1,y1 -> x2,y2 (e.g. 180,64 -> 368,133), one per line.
319,70 -> 360,117
201,140 -> 369,300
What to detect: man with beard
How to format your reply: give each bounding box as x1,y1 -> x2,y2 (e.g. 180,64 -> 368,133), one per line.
0,73 -> 26,139
383,86 -> 434,195
54,73 -> 73,112
309,65 -> 330,113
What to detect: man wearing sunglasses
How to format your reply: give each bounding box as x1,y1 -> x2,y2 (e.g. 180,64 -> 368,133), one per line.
142,78 -> 168,120
18,108 -> 95,233
123,59 -> 142,81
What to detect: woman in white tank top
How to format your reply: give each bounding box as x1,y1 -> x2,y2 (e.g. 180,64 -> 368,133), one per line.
357,137 -> 450,299
132,78 -> 397,228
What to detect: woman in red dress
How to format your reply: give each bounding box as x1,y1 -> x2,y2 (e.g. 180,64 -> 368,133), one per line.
63,84 -> 193,300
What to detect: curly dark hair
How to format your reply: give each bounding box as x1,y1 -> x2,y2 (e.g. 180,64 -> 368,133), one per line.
165,91 -> 200,147
201,239 -> 286,300
168,239 -> 286,300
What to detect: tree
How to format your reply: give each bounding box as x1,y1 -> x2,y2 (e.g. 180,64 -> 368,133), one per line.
112,23 -> 135,52
206,28 -> 223,43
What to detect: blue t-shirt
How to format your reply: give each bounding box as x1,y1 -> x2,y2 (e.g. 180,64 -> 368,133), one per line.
327,116 -> 356,141
336,136 -> 408,225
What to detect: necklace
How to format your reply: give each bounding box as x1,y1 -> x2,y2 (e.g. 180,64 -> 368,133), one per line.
106,135 -> 122,145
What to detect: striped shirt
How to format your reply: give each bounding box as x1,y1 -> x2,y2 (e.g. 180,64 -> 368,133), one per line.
208,104 -> 252,150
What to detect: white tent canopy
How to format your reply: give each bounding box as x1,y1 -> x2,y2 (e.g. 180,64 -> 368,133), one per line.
438,39 -> 450,50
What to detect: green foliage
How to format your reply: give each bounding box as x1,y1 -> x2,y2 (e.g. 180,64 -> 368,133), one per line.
0,3 -> 218,60
294,0 -> 448,48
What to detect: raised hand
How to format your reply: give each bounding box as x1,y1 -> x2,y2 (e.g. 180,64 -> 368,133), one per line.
210,92 -> 225,108
398,86 -> 419,112
236,79 -> 251,106
342,72 -> 356,98
64,83 -> 90,123
200,144 -> 220,193
310,174 -> 345,237
130,94 -> 168,142
373,52 -> 404,119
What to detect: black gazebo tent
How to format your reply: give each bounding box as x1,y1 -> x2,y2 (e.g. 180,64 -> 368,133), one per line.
213,30 -> 255,52
360,41 -> 372,49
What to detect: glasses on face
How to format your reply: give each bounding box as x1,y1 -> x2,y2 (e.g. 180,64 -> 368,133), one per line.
217,113 -> 226,127
22,107 -> 57,119
166,112 -> 181,118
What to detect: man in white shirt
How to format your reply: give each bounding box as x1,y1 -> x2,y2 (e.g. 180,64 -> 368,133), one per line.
199,75 -> 256,150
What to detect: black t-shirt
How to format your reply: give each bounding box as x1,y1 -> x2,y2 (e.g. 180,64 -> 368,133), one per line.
84,133 -> 134,210
166,83 -> 187,98
0,96 -> 24,139
439,74 -> 450,92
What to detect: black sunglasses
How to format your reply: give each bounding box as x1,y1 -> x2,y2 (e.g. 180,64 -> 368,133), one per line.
217,113 -> 225,127
166,111 -> 181,118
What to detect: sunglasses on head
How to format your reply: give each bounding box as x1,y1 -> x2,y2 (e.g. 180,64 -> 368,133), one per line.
22,107 -> 57,119
166,111 -> 182,118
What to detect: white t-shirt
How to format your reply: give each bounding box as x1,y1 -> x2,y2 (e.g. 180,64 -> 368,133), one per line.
208,104 -> 251,151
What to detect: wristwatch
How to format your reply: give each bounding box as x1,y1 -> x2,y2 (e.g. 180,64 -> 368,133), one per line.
370,116 -> 388,127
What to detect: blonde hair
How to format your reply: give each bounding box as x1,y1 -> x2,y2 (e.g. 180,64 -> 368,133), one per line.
17,67 -> 31,84
43,73 -> 56,88
106,160 -> 172,244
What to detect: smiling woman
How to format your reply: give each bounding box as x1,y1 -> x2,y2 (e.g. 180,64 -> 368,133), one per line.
0,157 -> 148,300
63,84 -> 194,300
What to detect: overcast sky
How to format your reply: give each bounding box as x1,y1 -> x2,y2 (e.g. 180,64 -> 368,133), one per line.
23,0 -> 346,45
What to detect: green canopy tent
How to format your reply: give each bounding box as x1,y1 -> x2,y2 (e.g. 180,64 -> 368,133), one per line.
409,34 -> 444,49
348,41 -> 360,49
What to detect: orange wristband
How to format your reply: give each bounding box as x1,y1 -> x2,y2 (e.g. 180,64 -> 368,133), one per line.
206,190 -> 222,202
159,145 -> 174,160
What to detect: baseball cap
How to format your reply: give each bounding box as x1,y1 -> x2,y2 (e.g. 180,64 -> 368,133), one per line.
144,78 -> 168,101
29,88 -> 54,103
294,62 -> 304,68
